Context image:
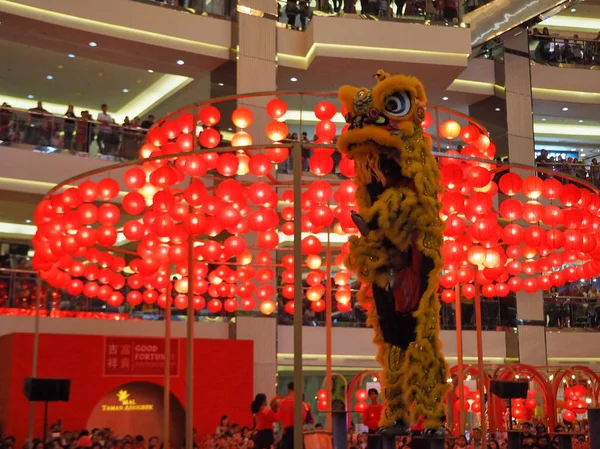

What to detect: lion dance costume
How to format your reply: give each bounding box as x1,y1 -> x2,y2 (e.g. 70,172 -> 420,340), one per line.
338,71 -> 449,432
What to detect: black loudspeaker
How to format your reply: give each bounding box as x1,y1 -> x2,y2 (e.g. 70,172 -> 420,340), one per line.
490,380 -> 528,399
23,378 -> 71,402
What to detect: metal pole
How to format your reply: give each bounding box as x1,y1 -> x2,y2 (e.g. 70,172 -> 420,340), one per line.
164,279 -> 172,448
186,231 -> 195,449
474,283 -> 487,441
292,141 -> 304,449
28,278 -> 42,448
325,225 -> 333,432
454,284 -> 465,435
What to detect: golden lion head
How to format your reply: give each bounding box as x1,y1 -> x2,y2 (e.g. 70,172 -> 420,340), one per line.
336,70 -> 429,186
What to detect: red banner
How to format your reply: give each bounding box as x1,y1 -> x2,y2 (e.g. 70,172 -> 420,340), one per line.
103,337 -> 179,377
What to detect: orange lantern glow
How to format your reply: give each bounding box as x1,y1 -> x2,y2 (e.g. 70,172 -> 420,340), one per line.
232,107 -> 254,128
265,120 -> 289,142
440,120 -> 461,140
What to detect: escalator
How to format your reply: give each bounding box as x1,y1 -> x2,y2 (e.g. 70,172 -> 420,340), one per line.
465,0 -> 579,47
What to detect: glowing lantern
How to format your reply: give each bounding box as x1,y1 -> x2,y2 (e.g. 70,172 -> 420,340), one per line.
306,255 -> 322,270
98,178 -> 120,200
265,120 -> 289,142
249,154 -> 273,177
467,246 -> 486,266
309,153 -> 334,176
267,98 -> 287,119
232,107 -> 254,128
260,300 -> 276,315
314,101 -> 337,121
199,106 -> 221,126
355,389 -> 368,401
208,299 -> 223,313
199,128 -> 221,148
312,299 -> 326,312
440,120 -> 461,140
302,236 -> 322,255
231,131 -> 253,147
522,176 -> 544,199
267,147 -> 289,163
216,153 -> 239,177
460,125 -> 480,144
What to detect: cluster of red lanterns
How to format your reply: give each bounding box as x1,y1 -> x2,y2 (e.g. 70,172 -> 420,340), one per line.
452,385 -> 482,414
559,385 -> 588,422
353,388 -> 369,413
437,120 -> 600,302
31,94 -> 600,316
511,389 -> 539,420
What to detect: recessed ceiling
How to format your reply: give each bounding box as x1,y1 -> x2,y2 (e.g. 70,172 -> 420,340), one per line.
0,39 -> 160,112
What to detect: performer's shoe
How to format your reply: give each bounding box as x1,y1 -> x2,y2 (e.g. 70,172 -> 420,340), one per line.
377,421 -> 411,436
422,427 -> 450,438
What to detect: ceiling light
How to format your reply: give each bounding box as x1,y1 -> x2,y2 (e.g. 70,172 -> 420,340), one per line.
290,77 -> 298,82
541,118 -> 546,121
27,94 -> 34,99
67,53 -> 76,58
218,82 -> 224,86
25,219 -> 31,224
442,96 -> 449,101
46,75 -> 53,80
579,119 -> 584,123
495,107 -> 501,111
122,88 -> 129,93
176,59 -> 185,65
581,153 -> 586,156
570,8 -> 576,12
89,42 -> 97,47
148,69 -> 154,73
562,107 -> 569,111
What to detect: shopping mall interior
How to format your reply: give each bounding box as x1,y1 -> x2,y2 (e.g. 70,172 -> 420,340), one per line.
1,0 -> 600,448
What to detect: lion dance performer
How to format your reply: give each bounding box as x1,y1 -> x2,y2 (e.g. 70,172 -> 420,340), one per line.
337,70 -> 449,436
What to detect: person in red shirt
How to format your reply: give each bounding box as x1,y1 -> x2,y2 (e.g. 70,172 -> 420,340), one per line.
363,389 -> 383,449
251,393 -> 280,449
278,382 -> 307,449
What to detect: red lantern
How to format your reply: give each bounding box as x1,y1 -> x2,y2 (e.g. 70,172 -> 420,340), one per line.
563,410 -> 576,422
440,120 -> 461,139
124,168 -> 146,190
267,147 -> 289,164
216,153 -> 239,176
314,101 -> 337,121
199,106 -> 220,126
523,176 -> 544,199
265,121 -> 288,142
232,107 -> 254,128
301,236 -> 322,255
499,173 -> 522,196
355,388 -> 368,401
460,125 -> 480,144
309,153 -> 334,176
98,178 -> 120,200
421,110 -> 432,129
199,128 -> 221,148
249,154 -> 273,177
524,398 -> 537,410
266,98 -> 287,119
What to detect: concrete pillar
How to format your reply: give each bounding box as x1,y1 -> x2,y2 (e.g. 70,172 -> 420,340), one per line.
230,316 -> 278,398
470,26 -> 547,366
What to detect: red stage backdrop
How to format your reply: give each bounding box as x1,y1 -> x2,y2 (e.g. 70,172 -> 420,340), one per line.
0,333 -> 254,445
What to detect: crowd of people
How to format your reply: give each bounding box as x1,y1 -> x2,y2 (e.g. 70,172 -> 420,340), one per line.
529,28 -> 600,67
0,101 -> 156,158
535,150 -> 600,188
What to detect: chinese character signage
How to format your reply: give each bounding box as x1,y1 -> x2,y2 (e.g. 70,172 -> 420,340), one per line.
103,337 -> 179,376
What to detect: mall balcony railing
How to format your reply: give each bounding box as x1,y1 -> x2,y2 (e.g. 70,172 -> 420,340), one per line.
0,105 -> 150,161
529,35 -> 600,68
0,268 -> 518,330
544,295 -> 600,331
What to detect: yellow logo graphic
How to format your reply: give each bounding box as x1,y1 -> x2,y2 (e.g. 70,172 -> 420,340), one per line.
117,390 -> 131,404
101,389 -> 154,412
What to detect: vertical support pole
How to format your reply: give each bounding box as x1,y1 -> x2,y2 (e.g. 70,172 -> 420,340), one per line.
589,409 -> 600,449
325,226 -> 333,432
164,278 -> 172,447
474,283 -> 486,441
186,230 -> 195,449
28,278 -> 42,448
434,109 -> 442,153
454,284 -> 465,435
292,142 -> 304,449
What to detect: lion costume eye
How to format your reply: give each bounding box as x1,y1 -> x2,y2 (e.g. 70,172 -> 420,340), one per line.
384,92 -> 411,117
